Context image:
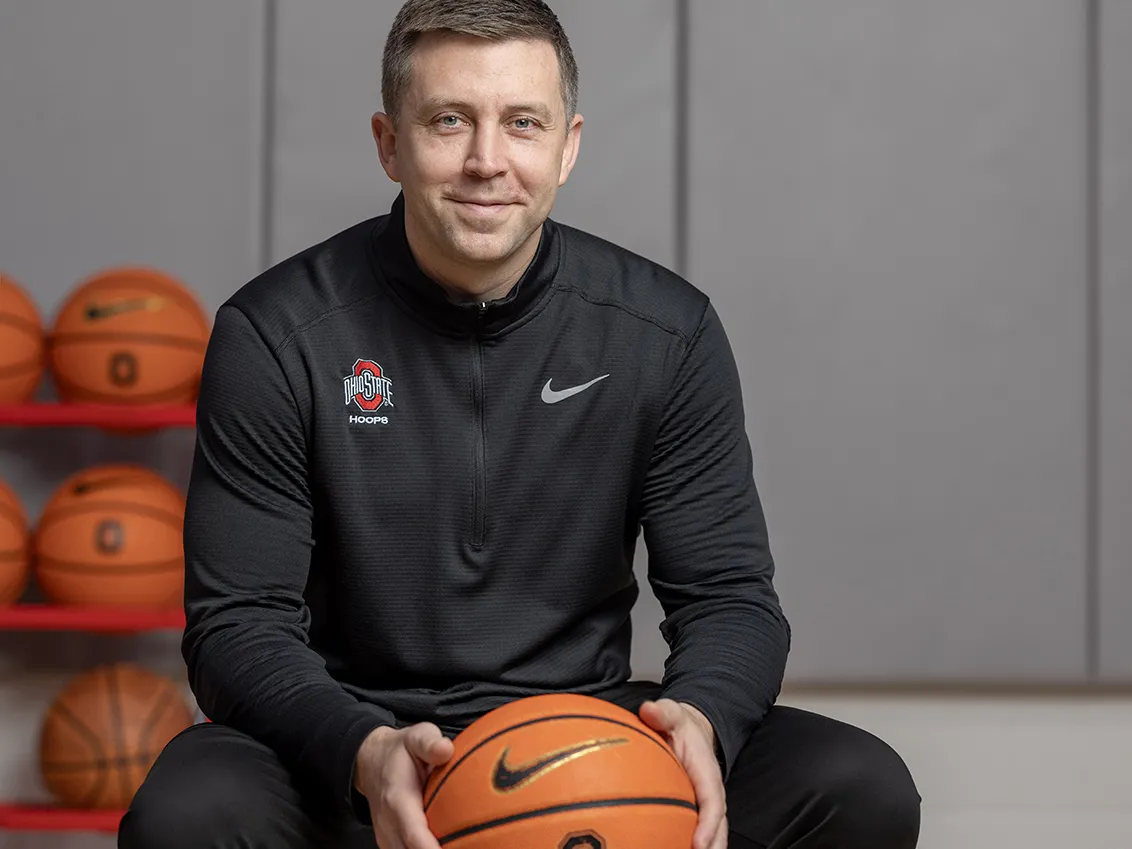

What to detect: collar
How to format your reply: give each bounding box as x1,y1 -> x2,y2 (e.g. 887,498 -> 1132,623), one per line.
368,192 -> 561,337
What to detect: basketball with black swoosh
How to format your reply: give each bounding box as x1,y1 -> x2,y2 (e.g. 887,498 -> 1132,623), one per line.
34,463 -> 185,608
48,266 -> 209,406
423,693 -> 697,848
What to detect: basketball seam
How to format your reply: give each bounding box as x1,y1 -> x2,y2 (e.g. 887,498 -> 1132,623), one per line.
436,797 -> 698,845
105,665 -> 133,809
0,312 -> 42,334
37,498 -> 184,532
51,331 -> 206,351
134,684 -> 180,765
0,355 -> 44,378
50,373 -> 200,404
423,713 -> 684,811
35,555 -> 183,574
0,498 -> 27,526
48,699 -> 109,807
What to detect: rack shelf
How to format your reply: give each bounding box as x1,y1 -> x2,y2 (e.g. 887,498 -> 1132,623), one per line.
0,604 -> 185,632
0,803 -> 123,833
0,402 -> 196,428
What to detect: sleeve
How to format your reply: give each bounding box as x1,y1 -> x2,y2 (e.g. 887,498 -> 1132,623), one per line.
180,303 -> 395,815
640,301 -> 791,779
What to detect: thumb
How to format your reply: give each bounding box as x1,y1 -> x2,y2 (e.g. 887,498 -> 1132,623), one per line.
404,723 -> 455,766
639,699 -> 682,734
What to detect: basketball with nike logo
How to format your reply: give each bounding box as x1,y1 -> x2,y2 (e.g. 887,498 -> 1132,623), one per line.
0,272 -> 47,403
423,693 -> 697,849
33,463 -> 186,609
48,266 -> 209,405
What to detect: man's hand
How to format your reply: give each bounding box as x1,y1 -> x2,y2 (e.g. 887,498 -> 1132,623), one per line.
639,699 -> 727,849
352,723 -> 455,849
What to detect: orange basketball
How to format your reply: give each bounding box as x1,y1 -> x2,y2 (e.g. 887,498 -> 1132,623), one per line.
48,266 -> 208,404
39,662 -> 193,809
0,272 -> 47,403
423,694 -> 697,849
34,464 -> 185,608
0,477 -> 31,604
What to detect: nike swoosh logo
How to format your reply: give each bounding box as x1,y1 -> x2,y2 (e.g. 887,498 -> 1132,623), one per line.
84,297 -> 164,321
491,737 -> 628,792
541,374 -> 610,404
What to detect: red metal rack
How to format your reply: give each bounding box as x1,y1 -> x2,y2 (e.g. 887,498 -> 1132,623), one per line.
0,402 -> 196,428
0,803 -> 123,833
0,603 -> 185,632
0,400 -> 195,834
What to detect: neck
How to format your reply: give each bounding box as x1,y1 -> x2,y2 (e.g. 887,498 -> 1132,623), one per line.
404,214 -> 542,304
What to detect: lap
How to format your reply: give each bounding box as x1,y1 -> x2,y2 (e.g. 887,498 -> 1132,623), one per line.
118,722 -> 372,849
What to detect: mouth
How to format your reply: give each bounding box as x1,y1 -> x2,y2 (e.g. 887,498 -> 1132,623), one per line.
451,198 -> 513,218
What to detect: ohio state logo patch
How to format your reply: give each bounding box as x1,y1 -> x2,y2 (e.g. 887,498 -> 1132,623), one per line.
343,358 -> 394,413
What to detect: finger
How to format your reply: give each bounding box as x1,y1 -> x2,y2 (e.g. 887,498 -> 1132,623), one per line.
392,793 -> 443,849
677,744 -> 725,849
710,814 -> 729,849
404,723 -> 455,766
638,698 -> 682,734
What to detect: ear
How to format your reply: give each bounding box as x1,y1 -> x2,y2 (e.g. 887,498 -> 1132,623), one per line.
558,113 -> 584,187
372,112 -> 401,183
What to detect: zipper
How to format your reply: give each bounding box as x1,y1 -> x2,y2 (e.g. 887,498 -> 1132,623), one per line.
470,302 -> 488,547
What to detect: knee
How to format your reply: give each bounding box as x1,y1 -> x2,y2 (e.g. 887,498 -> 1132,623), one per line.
118,725 -> 299,849
811,728 -> 921,849
118,768 -> 251,849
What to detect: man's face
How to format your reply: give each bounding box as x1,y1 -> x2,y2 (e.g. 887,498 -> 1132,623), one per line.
374,33 -> 582,273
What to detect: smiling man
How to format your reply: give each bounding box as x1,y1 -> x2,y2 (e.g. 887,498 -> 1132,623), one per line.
119,3 -> 919,849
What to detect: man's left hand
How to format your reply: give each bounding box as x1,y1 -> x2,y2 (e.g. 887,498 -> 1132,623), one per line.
638,699 -> 727,849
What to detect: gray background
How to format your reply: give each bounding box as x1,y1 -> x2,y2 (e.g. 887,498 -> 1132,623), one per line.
0,1 -> 1128,844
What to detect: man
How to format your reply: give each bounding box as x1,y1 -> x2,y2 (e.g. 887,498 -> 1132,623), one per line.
120,2 -> 920,848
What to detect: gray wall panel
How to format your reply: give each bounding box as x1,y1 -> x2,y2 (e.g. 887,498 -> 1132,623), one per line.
1098,0 -> 1132,680
0,0 -> 265,836
689,0 -> 1089,681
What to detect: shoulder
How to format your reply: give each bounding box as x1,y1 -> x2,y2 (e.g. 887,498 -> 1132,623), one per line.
221,216 -> 383,354
552,220 -> 710,346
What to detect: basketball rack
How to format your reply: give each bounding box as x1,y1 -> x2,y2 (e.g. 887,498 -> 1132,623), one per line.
0,400 -> 194,833
0,402 -> 197,428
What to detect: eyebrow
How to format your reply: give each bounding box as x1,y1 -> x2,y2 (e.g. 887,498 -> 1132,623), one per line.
416,98 -> 555,123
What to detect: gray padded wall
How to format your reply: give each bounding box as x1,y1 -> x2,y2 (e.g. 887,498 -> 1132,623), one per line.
270,1 -> 678,681
1099,0 -> 1132,680
0,2 -> 265,843
688,0 -> 1090,681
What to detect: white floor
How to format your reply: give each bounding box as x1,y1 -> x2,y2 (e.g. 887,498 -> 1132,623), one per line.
1,672 -> 1131,847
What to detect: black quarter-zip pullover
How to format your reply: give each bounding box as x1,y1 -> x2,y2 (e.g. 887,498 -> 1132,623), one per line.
181,192 -> 790,815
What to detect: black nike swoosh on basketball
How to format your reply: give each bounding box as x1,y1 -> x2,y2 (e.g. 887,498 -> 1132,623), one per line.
490,738 -> 627,792
83,299 -> 160,321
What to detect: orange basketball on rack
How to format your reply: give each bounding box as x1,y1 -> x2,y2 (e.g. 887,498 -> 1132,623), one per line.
0,477 -> 31,604
423,693 -> 697,849
39,662 -> 193,809
34,464 -> 185,608
48,266 -> 209,404
0,272 -> 47,403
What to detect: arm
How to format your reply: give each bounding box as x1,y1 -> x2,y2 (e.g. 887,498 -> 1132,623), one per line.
640,301 -> 791,778
181,304 -> 395,811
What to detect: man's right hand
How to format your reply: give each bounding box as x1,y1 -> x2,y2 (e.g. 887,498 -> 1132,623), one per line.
353,723 -> 455,849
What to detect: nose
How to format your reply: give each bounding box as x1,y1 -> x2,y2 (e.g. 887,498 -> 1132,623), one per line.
464,125 -> 508,179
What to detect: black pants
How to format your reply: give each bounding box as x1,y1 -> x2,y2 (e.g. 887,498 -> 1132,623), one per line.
119,684 -> 921,848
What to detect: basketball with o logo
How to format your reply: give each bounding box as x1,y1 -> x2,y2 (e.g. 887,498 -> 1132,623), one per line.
48,267 -> 209,404
39,662 -> 193,809
34,464 -> 185,608
423,693 -> 697,849
0,477 -> 32,604
0,272 -> 47,403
